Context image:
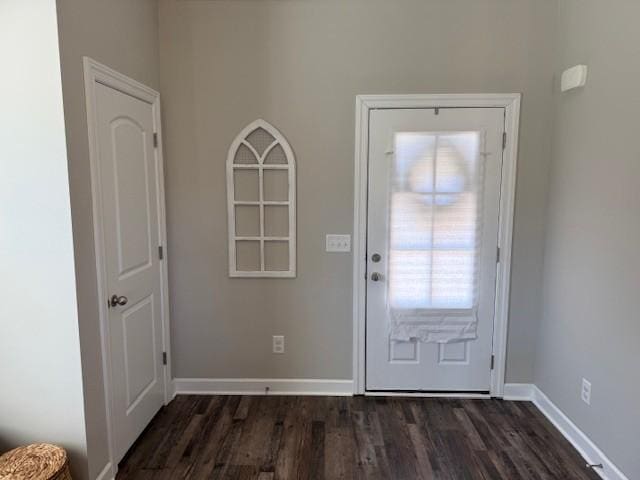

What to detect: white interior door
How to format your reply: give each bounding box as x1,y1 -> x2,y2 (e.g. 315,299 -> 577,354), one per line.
95,82 -> 165,461
366,108 -> 504,392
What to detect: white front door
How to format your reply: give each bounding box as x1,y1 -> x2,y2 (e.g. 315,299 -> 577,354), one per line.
95,82 -> 166,461
366,108 -> 504,392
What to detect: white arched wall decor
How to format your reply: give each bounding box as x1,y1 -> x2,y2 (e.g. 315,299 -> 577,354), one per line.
227,119 -> 296,277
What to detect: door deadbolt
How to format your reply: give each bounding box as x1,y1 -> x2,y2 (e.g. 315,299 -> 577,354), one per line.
371,253 -> 381,263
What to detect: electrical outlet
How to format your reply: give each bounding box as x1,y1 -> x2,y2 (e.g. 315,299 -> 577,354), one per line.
272,335 -> 285,354
326,234 -> 351,252
581,378 -> 591,405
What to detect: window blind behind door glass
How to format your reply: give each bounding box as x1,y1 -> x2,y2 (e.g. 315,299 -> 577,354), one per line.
388,132 -> 484,311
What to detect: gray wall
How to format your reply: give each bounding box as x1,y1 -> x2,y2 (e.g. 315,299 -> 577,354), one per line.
535,1 -> 640,478
0,1 -> 88,478
158,0 -> 557,381
55,0 -> 160,477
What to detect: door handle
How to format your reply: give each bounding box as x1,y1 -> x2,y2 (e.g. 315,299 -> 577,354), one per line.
370,272 -> 382,282
109,294 -> 128,308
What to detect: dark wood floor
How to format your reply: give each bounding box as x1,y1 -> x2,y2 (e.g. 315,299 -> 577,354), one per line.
116,395 -> 599,479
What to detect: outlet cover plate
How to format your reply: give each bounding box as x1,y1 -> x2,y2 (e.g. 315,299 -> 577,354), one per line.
581,378 -> 591,405
273,335 -> 285,354
326,234 -> 351,252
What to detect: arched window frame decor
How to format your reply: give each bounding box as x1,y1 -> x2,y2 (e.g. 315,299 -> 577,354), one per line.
226,119 -> 296,277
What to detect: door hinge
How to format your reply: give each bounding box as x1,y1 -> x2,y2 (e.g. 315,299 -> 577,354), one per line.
153,132 -> 159,148
502,131 -> 507,150
162,352 -> 167,365
496,246 -> 501,263
158,245 -> 164,260
490,355 -> 495,370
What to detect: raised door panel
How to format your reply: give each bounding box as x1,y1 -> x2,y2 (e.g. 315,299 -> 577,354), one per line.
122,295 -> 157,414
110,118 -> 153,279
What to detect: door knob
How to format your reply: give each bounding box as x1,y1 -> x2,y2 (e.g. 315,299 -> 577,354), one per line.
370,272 -> 382,282
109,294 -> 128,308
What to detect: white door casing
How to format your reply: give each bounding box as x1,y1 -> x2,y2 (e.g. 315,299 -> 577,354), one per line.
84,58 -> 171,470
366,107 -> 504,392
353,94 -> 521,396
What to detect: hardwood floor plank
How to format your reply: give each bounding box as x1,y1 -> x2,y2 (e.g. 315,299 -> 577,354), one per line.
350,402 -> 380,476
165,414 -> 203,468
274,399 -> 308,478
453,407 -> 486,451
407,423 -> 435,478
308,420 -> 326,480
324,426 -> 355,479
210,411 -> 245,479
377,399 -> 421,479
144,395 -> 200,470
190,397 -> 237,478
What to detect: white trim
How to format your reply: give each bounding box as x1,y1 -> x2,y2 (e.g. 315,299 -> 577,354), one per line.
173,378 -> 354,396
83,57 -> 172,474
352,94 -> 521,396
503,382 -> 536,401
95,462 -> 114,480
501,384 -> 629,480
226,119 -> 297,278
167,373 -> 177,401
492,97 -> 520,397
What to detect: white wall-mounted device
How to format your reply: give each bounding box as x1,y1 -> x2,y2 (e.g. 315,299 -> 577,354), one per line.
326,234 -> 351,252
561,65 -> 588,92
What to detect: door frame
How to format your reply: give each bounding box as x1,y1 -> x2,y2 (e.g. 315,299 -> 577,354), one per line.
83,57 -> 172,472
353,94 -> 521,396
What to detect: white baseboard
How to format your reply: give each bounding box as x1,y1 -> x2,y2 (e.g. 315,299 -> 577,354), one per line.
503,383 -> 628,480
503,382 -> 535,401
95,462 -> 114,480
172,378 -> 354,396
169,378 -> 177,401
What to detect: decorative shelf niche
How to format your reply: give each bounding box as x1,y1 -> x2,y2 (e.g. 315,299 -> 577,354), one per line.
227,119 -> 296,277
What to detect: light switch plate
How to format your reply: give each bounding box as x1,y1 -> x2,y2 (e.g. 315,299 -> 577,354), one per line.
326,234 -> 351,252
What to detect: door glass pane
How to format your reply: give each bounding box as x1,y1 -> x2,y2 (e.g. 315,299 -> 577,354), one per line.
389,132 -> 483,310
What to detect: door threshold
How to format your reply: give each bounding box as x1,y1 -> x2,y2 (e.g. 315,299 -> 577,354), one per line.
365,389 -> 491,399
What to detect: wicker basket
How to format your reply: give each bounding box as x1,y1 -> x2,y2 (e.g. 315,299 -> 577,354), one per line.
0,444 -> 71,480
